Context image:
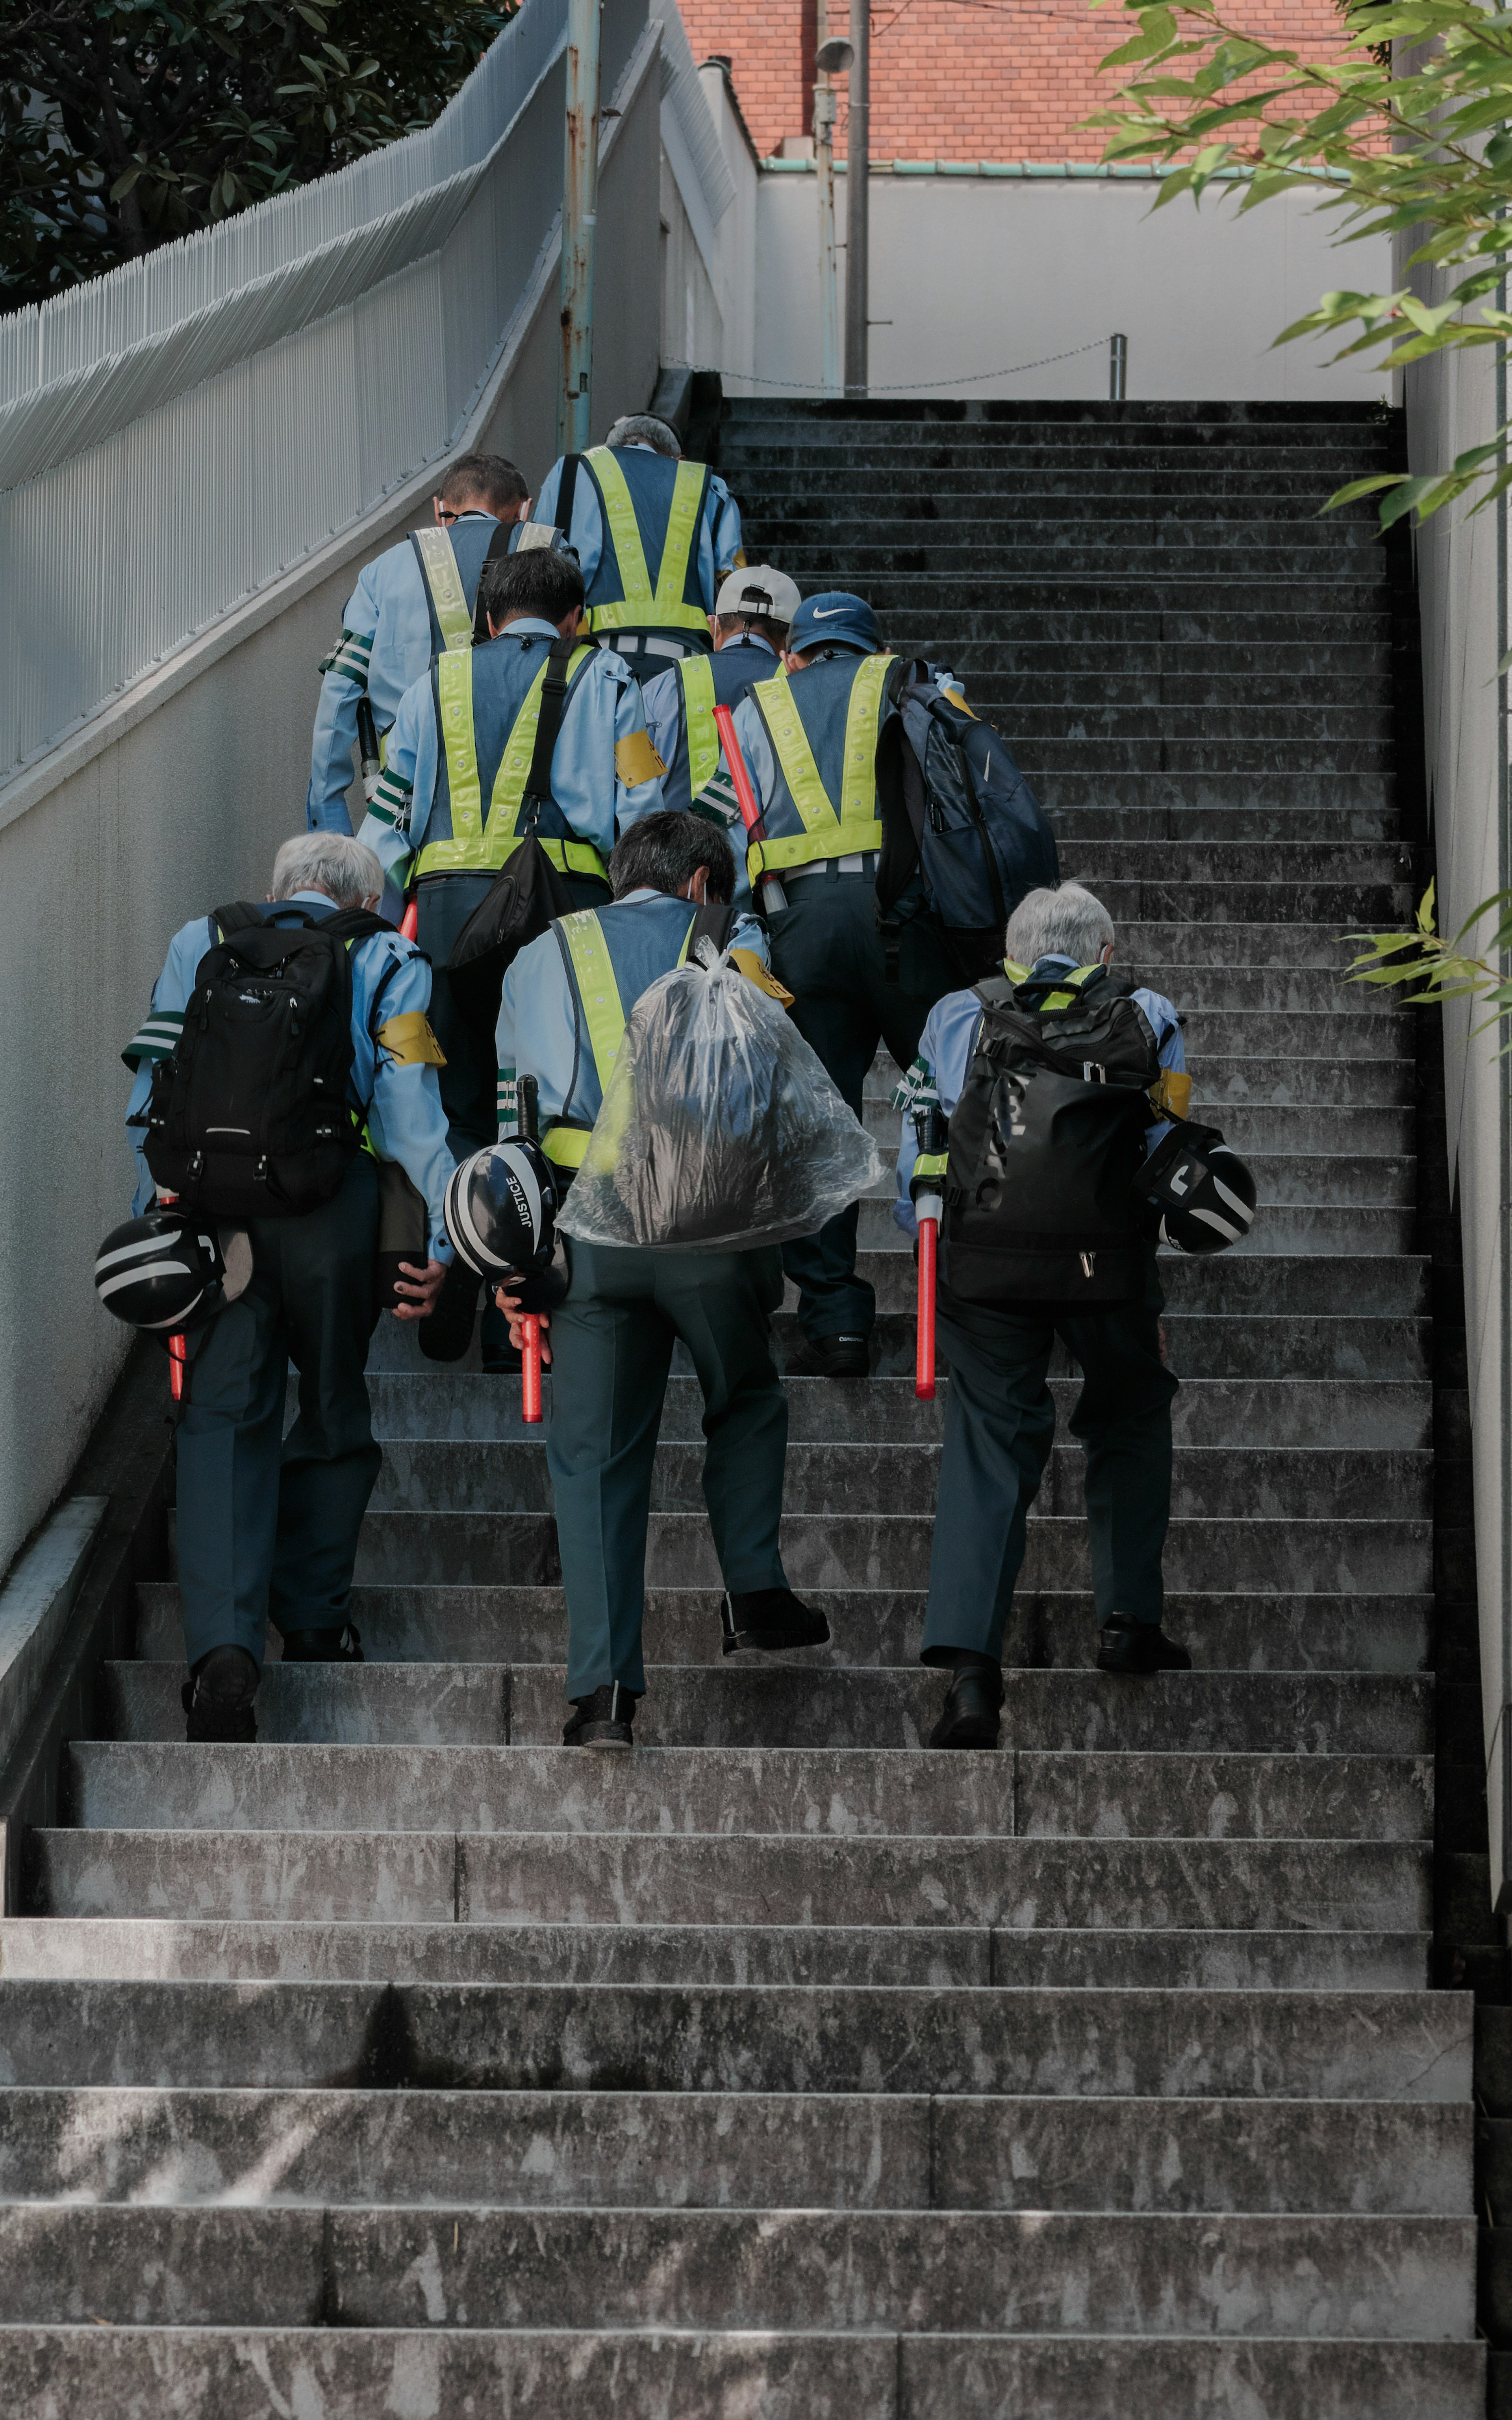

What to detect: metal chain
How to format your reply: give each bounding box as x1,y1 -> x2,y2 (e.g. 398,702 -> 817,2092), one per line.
659,337 -> 1114,395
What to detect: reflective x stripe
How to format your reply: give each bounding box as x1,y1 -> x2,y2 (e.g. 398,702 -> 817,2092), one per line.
412,527 -> 474,653
748,656 -> 894,876
584,451 -> 711,635
680,652 -> 720,798
543,1125 -> 591,1168
547,909 -> 703,1162
419,646 -> 598,877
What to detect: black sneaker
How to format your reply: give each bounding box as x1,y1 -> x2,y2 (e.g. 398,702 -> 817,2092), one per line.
182,1644 -> 259,1744
563,1681 -> 637,1750
928,1665 -> 1004,1749
1096,1616 -> 1192,1676
800,1334 -> 869,1379
279,1622 -> 365,1663
721,1588 -> 832,1657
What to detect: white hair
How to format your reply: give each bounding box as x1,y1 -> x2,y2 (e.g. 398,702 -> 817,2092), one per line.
271,832 -> 385,908
606,413 -> 682,458
1004,883 -> 1115,971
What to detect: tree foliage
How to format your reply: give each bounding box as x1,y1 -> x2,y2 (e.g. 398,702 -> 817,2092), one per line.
1088,0 -> 1512,528
1,0 -> 516,312
1345,881 -> 1512,1039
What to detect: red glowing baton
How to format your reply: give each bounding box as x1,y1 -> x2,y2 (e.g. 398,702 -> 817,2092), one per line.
515,1075 -> 545,1426
910,1108 -> 947,1403
712,703 -> 789,915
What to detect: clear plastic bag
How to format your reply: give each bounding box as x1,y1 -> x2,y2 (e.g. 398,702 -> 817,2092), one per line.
558,943 -> 886,1252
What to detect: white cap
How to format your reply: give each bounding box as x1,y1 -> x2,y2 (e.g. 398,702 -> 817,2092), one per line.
715,564 -> 800,625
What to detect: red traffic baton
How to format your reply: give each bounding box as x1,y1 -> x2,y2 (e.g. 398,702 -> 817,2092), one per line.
399,896 -> 419,941
914,1204 -> 939,1401
521,1315 -> 544,1424
168,1331 -> 189,1404
712,703 -> 789,915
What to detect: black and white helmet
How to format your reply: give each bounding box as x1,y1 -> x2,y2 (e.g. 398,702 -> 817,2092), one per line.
1136,1121 -> 1257,1256
94,1210 -> 226,1329
444,1140 -> 558,1280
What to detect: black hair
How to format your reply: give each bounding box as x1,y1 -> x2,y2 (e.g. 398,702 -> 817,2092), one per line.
609,809 -> 736,905
717,610 -> 788,647
479,546 -> 587,632
440,452 -> 529,514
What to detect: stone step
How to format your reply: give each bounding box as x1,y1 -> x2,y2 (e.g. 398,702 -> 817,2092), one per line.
348,1376 -> 1430,1450
0,2325 -> 1482,2420
0,2085 -> 1468,2212
768,1312 -> 1431,1381
136,1580 -> 1435,1675
0,2325 -> 1484,2420
1046,879 -> 1409,924
0,1977 -> 1471,2097
0,2202 -> 1474,2337
1053,804 -> 1399,842
100,1660 -> 1434,1753
1056,838 -> 1405,877
751,481 -> 1388,516
360,1440 -> 1432,1522
855,1138 -> 1418,1208
988,672 -> 1395,709
769,546 -> 1389,585
853,1205 -> 1419,1272
28,1826 -> 1432,1932
0,1918 -> 1434,1991
61,1742 -> 1434,1841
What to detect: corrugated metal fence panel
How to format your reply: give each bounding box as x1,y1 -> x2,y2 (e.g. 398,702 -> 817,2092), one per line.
0,0 -> 737,791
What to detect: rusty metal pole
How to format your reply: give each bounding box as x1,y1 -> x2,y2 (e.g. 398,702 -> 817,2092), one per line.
843,0 -> 869,396
559,0 -> 602,453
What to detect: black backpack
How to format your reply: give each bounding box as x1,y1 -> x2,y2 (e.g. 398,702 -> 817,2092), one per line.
890,666 -> 1059,983
940,963 -> 1162,1306
143,901 -> 395,1220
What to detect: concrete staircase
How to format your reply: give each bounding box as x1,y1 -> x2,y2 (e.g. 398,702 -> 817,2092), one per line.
0,397 -> 1481,2414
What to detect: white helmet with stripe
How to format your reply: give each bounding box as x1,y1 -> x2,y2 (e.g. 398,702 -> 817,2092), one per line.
1136,1122 -> 1257,1256
444,1140 -> 558,1281
94,1211 -> 226,1329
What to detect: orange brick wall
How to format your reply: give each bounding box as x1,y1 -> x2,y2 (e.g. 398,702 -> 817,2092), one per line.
681,0 -> 1358,165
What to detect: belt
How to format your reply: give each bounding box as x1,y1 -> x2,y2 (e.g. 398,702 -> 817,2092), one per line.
783,852 -> 879,883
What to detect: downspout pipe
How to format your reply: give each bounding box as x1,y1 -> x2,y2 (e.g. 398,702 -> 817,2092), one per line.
559,0 -> 602,454
844,0 -> 869,396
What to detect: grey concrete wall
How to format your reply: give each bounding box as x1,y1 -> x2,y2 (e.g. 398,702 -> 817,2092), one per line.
748,173 -> 1392,403
0,37 -> 665,1596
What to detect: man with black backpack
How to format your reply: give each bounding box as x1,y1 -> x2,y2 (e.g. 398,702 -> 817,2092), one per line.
122,833 -> 455,1746
895,882 -> 1194,1748
308,451 -> 544,836
356,545 -> 666,1366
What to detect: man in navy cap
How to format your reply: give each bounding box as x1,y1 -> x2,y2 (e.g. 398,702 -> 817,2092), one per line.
728,593 -> 965,1377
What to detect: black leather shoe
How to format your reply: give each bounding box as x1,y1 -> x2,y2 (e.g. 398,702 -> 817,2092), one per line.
928,1665 -> 1003,1749
280,1623 -> 365,1663
1096,1616 -> 1192,1676
181,1644 -> 259,1743
563,1682 -> 637,1750
799,1334 -> 869,1379
722,1588 -> 831,1656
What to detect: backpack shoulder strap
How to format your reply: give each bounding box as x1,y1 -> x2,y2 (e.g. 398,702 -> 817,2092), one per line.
322,908 -> 397,946
687,901 -> 736,957
471,517 -> 516,644
519,633 -> 584,822
209,900 -> 267,941
556,455 -> 581,549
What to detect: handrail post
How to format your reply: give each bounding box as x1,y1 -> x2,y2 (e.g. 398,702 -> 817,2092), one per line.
1110,332 -> 1128,402
560,0 -> 602,453
843,0 -> 869,397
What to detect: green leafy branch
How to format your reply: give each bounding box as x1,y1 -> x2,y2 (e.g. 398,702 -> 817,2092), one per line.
1087,0 -> 1512,527
1346,879 -> 1512,1043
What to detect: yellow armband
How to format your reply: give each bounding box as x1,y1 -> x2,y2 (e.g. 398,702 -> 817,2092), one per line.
614,731 -> 667,787
729,948 -> 795,1007
376,1011 -> 447,1068
1149,1068 -> 1191,1123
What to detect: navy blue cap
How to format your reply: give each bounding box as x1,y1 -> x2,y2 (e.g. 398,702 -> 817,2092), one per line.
787,591 -> 882,655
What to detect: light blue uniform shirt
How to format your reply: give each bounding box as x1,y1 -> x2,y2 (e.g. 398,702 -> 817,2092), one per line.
122,891 -> 456,1260
729,655 -> 963,854
497,888 -> 767,1139
893,955 -> 1187,1238
307,511 -> 513,836
640,632 -> 780,908
356,618 -> 665,890
533,445 -> 743,629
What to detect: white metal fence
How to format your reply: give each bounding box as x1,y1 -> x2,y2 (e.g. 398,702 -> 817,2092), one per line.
0,0 -> 735,789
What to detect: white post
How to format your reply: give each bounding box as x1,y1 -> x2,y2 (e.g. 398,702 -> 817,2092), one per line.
815,80 -> 841,399
559,0 -> 602,453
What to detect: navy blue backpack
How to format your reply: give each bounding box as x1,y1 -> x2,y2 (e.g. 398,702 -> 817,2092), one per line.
897,668 -> 1058,974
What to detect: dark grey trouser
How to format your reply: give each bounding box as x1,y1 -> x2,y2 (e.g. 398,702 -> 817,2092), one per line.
547,1238 -> 790,1698
766,872 -> 957,1344
922,1253 -> 1178,1662
175,1153 -> 381,1670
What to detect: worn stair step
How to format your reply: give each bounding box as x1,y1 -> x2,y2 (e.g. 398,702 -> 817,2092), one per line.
0,2324 -> 1482,2420
363,1440 -> 1431,1523
0,1917 -> 1432,1991
54,1737 -> 1439,1845
1096,920 -> 1388,970
350,1375 -> 1429,1450
791,1249 -> 1429,1316
1049,878 -> 1407,924
854,1210 -> 1419,1279
984,670 -> 1394,707
1051,804 -> 1399,842
0,2200 -> 1473,2337
860,1093 -> 1415,1160
135,1579 -> 1433,1675
27,1825 -> 1431,1932
0,2083 -> 1468,2213
1054,839 -> 1401,879
793,1312 -> 1432,1380
0,1976 -> 1468,2095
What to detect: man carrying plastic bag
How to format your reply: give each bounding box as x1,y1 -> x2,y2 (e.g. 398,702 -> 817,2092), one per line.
494,810 -> 882,1750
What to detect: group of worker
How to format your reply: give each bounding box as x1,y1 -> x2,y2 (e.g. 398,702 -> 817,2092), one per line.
125,406 -> 1187,1757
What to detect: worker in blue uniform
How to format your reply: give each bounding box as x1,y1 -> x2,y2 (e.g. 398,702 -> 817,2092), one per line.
359,543 -> 665,1366
308,451 -> 547,835
494,809 -> 829,1750
122,832 -> 455,1744
727,592 -> 964,1378
531,414 -> 745,687
641,564 -> 799,904
895,883 -> 1193,1750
